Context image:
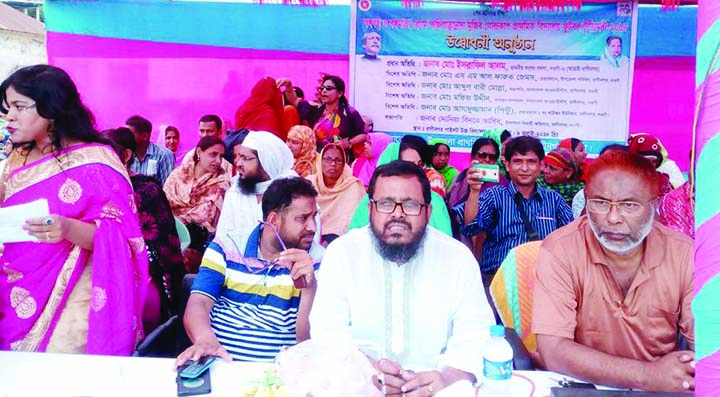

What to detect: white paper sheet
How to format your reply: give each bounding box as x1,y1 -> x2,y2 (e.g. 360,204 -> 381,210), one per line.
0,198 -> 49,243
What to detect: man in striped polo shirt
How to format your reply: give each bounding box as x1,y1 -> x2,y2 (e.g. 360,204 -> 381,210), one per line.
454,136 -> 573,289
175,177 -> 323,364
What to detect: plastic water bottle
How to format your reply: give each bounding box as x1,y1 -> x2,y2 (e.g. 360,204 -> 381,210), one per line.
482,325 -> 513,394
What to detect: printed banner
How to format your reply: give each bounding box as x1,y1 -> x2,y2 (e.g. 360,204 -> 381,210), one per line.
350,1 -> 638,154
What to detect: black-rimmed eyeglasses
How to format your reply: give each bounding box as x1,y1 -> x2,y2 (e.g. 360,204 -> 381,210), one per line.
370,199 -> 427,216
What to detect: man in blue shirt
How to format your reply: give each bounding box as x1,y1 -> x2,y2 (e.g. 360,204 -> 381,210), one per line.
126,115 -> 175,185
454,136 -> 573,286
175,177 -> 323,365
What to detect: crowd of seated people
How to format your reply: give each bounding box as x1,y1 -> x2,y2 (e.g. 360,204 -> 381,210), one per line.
0,65 -> 696,394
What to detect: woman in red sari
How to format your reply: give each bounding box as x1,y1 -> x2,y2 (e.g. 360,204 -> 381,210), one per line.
0,65 -> 148,355
234,77 -> 285,139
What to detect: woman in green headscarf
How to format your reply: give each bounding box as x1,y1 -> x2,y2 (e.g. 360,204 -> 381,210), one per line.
346,142 -> 452,235
429,139 -> 459,191
482,128 -> 512,176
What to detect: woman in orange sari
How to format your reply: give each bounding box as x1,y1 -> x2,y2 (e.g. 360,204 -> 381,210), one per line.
163,136 -> 230,234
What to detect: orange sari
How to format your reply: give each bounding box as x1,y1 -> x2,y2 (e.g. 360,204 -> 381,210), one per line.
163,161 -> 230,233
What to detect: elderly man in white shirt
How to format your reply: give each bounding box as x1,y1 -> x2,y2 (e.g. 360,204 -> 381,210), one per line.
310,160 -> 494,396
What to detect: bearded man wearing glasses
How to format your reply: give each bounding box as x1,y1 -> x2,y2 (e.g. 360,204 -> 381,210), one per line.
533,150 -> 695,393
310,160 -> 495,397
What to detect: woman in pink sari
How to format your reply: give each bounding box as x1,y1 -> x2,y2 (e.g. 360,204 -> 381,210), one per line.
0,65 -> 148,355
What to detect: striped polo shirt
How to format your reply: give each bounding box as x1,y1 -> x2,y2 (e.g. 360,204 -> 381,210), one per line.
453,181 -> 573,273
192,225 -> 320,362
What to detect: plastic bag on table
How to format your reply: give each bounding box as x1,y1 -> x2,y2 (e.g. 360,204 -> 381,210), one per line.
275,337 -> 383,397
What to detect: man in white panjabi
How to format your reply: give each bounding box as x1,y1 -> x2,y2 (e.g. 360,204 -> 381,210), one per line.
215,130 -> 298,239
310,160 -> 494,396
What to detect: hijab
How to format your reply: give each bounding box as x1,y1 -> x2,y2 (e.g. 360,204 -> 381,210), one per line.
545,147 -> 581,182
307,144 -> 366,236
558,138 -> 581,152
288,125 -> 318,178
429,138 -> 459,190
353,132 -> 393,187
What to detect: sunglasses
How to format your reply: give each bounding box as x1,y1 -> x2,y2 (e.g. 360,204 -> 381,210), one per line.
320,85 -> 337,92
475,152 -> 499,161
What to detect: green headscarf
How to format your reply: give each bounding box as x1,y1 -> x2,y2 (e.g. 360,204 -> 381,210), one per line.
428,139 -> 459,191
482,128 -> 504,149
482,128 -> 508,174
346,143 -> 452,235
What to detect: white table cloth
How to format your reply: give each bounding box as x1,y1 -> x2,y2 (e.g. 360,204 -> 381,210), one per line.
0,351 -> 580,397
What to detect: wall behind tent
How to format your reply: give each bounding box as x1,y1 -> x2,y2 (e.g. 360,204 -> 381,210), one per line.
44,0 -> 351,157
44,0 -> 695,171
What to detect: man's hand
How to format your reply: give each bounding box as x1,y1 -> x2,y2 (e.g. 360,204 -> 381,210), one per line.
175,335 -> 232,368
399,370 -> 446,396
278,248 -> 316,288
371,358 -> 407,396
643,351 -> 695,392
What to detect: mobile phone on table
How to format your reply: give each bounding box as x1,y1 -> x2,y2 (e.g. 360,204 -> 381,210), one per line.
176,366 -> 212,396
179,355 -> 217,379
472,163 -> 500,183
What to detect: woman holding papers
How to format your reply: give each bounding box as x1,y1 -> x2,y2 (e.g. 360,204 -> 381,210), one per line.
0,65 -> 148,355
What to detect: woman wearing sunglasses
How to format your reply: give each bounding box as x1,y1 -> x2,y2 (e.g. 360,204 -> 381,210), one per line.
278,75 -> 366,163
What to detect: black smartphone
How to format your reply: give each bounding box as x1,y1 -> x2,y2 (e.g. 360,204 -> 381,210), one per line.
177,362 -> 212,396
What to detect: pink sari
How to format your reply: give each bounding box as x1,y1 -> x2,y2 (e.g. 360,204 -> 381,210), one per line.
658,182 -> 695,239
0,143 -> 149,355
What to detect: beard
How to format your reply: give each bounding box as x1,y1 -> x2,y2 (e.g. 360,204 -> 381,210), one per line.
238,174 -> 266,194
370,220 -> 427,264
588,213 -> 654,256
281,230 -> 315,251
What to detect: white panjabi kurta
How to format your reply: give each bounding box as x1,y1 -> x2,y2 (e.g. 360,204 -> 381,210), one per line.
310,226 -> 494,379
215,131 -> 297,239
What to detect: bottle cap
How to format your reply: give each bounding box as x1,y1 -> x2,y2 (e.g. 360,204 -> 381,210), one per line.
490,325 -> 505,337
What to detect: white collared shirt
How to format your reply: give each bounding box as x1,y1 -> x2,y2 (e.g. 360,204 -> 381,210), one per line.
310,226 -> 494,378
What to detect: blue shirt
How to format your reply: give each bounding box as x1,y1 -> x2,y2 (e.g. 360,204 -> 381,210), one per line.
454,182 -> 573,273
130,142 -> 175,186
192,225 -> 321,362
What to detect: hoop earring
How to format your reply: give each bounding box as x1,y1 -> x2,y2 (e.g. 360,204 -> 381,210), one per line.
47,124 -> 55,141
